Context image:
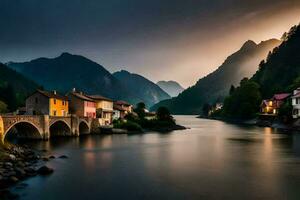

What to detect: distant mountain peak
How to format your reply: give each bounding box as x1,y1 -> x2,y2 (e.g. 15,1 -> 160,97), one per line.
117,70 -> 131,74
113,70 -> 170,107
157,80 -> 184,97
241,40 -> 257,49
60,52 -> 72,57
258,38 -> 280,46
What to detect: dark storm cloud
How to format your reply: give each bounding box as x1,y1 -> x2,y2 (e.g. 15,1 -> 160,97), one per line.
0,0 -> 300,86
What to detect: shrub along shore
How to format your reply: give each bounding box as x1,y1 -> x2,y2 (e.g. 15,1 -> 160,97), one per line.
113,105 -> 186,133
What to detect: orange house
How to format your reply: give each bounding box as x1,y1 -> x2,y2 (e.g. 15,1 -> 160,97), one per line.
26,90 -> 69,116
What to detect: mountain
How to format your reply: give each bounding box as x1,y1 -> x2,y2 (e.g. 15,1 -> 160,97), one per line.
113,70 -> 171,107
252,24 -> 300,98
151,38 -> 281,114
7,53 -> 131,101
7,53 -> 170,107
0,63 -> 39,110
156,81 -> 184,97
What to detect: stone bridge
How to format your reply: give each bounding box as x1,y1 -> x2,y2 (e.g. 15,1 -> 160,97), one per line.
0,115 -> 96,141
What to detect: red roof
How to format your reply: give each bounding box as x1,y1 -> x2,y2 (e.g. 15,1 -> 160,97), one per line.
272,93 -> 291,100
114,100 -> 131,106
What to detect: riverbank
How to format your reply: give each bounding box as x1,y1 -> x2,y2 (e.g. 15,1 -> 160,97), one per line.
197,115 -> 300,132
0,143 -> 62,200
101,123 -> 187,135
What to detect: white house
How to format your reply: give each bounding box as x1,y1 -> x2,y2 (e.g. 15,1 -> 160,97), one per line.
292,88 -> 300,118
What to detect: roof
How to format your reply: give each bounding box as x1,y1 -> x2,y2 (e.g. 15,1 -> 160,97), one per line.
34,89 -> 69,101
69,92 -> 95,102
272,93 -> 291,100
113,104 -> 127,111
114,100 -> 131,106
261,99 -> 270,106
87,95 -> 112,102
292,92 -> 300,98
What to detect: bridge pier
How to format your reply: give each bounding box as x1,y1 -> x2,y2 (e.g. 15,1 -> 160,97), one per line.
43,115 -> 50,140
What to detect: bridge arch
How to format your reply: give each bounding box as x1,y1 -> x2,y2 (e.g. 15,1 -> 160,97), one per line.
79,120 -> 90,135
4,121 -> 43,141
50,120 -> 71,137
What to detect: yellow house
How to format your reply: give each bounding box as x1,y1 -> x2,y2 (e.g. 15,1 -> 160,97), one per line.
26,90 -> 69,116
88,95 -> 114,125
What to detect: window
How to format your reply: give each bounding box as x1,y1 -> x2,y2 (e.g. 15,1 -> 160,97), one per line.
268,101 -> 273,106
62,101 -> 65,106
54,99 -> 56,104
294,109 -> 299,115
53,110 -> 57,116
35,97 -> 38,104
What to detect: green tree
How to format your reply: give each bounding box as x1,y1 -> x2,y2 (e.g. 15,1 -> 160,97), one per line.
223,79 -> 261,119
202,103 -> 211,117
0,101 -> 8,113
278,100 -> 293,122
134,102 -> 146,119
156,106 -> 172,121
229,85 -> 235,95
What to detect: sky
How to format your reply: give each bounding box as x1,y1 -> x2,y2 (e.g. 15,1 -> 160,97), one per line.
0,0 -> 300,88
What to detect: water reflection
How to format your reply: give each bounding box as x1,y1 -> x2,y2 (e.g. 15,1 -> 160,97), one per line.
12,116 -> 300,200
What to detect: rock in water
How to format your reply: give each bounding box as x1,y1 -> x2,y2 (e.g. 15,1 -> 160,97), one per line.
8,176 -> 19,184
59,155 -> 68,159
37,166 -> 54,175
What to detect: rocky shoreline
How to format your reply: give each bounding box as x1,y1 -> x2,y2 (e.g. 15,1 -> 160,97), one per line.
0,144 -> 63,200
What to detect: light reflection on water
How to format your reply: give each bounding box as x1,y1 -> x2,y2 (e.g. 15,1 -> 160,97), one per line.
12,116 -> 300,200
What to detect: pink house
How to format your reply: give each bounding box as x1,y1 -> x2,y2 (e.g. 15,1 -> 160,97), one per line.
68,91 -> 96,118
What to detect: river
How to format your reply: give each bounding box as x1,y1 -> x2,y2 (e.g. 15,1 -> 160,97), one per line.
11,116 -> 300,199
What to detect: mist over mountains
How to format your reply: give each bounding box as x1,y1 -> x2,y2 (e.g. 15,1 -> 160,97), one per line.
157,81 -> 184,97
151,39 -> 281,114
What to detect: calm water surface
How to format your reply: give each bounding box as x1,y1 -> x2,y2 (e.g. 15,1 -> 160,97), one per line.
12,116 -> 300,199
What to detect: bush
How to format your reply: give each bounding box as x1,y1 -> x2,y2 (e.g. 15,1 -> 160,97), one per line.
114,120 -> 142,132
0,101 -> 8,113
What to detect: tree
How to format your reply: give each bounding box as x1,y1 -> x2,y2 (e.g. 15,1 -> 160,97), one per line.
278,100 -> 293,119
223,79 -> 261,119
202,103 -> 211,117
229,85 -> 235,95
134,102 -> 146,119
156,106 -> 172,121
0,101 -> 8,113
0,83 -> 17,111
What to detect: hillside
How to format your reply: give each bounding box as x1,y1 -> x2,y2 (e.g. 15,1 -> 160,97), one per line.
0,63 -> 39,111
7,53 -> 132,101
252,24 -> 300,98
151,39 -> 281,114
113,70 -> 171,107
157,81 -> 184,97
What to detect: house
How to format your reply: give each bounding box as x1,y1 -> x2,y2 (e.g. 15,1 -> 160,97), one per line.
87,95 -> 114,125
26,89 -> 69,116
292,88 -> 300,118
113,100 -> 133,120
208,102 -> 223,116
260,93 -> 291,115
16,107 -> 26,115
68,91 -> 96,118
